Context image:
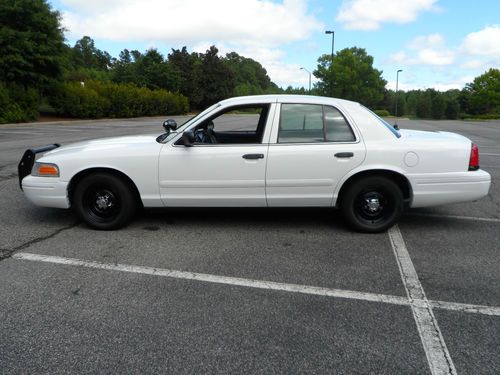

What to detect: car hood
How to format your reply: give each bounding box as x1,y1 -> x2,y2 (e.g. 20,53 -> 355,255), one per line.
43,134 -> 161,157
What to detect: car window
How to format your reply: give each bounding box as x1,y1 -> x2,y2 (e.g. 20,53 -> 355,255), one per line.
192,104 -> 270,145
278,104 -> 355,143
211,108 -> 262,132
324,106 -> 356,142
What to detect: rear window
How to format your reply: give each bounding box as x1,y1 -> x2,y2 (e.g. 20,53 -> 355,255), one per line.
278,103 -> 356,143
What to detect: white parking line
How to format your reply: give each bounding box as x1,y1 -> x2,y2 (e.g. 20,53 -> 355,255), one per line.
481,153 -> 500,156
12,252 -> 409,306
12,252 -> 500,319
388,226 -> 457,375
407,212 -> 500,223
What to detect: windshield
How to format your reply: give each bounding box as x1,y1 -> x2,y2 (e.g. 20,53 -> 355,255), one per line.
361,105 -> 401,138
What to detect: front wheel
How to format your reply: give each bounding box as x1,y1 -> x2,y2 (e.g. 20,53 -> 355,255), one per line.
73,173 -> 137,230
340,176 -> 404,233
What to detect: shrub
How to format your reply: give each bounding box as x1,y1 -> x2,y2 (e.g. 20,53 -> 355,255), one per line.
50,80 -> 188,118
374,109 -> 391,117
0,82 -> 39,123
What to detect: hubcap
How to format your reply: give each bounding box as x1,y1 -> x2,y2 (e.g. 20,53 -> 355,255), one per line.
364,196 -> 382,213
355,190 -> 391,223
95,192 -> 114,211
84,187 -> 120,222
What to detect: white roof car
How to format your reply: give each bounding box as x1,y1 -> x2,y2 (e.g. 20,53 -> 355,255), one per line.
19,95 -> 491,232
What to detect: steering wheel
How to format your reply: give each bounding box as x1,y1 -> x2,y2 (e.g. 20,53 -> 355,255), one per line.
194,121 -> 217,144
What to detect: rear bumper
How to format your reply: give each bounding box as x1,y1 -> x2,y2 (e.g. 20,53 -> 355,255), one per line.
21,176 -> 70,209
409,169 -> 491,208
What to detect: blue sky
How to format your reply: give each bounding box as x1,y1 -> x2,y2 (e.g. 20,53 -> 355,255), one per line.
49,0 -> 500,91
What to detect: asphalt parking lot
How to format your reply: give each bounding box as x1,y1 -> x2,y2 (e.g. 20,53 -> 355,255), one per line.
0,116 -> 499,373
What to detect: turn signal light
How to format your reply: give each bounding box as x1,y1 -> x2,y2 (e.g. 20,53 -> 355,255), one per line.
33,162 -> 60,177
468,143 -> 479,171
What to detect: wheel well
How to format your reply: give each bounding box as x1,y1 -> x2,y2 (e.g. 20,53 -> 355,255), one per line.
336,170 -> 412,208
67,168 -> 143,208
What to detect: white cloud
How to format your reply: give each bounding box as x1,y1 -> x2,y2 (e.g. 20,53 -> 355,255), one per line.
336,0 -> 439,31
460,25 -> 500,58
458,26 -> 500,72
61,0 -> 322,46
386,77 -> 469,92
60,0 -> 323,88
190,42 -> 312,88
389,33 -> 455,66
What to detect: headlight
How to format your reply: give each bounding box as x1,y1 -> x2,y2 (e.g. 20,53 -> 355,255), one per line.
32,162 -> 60,177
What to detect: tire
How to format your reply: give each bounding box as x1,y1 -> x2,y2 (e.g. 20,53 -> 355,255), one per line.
340,176 -> 404,233
73,173 -> 137,230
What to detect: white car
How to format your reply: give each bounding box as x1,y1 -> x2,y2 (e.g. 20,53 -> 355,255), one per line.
19,95 -> 491,232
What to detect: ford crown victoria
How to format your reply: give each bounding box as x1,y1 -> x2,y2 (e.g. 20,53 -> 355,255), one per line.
19,95 -> 491,232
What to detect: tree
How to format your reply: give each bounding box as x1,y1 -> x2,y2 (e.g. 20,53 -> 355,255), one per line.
464,68 -> 500,115
0,0 -> 65,89
224,52 -> 272,95
168,47 -> 203,107
313,47 -> 386,108
198,46 -> 235,108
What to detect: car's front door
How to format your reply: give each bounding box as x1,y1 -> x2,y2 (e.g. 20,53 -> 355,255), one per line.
158,103 -> 275,207
266,102 -> 366,206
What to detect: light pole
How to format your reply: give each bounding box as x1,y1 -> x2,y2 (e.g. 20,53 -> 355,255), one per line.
325,30 -> 335,61
300,67 -> 311,93
325,30 -> 335,97
395,69 -> 403,125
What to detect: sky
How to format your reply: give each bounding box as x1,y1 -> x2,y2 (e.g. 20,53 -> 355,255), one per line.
49,0 -> 500,91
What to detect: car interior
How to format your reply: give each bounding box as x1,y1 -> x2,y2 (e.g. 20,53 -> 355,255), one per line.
187,104 -> 270,145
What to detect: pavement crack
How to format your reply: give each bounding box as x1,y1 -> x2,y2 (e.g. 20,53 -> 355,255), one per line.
0,222 -> 79,262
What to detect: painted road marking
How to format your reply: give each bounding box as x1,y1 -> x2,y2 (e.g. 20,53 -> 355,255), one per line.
389,225 -> 456,375
481,153 -> 500,156
12,252 -> 500,317
407,212 -> 500,223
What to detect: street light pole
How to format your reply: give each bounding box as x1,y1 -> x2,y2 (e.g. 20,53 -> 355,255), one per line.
300,67 -> 311,92
395,69 -> 403,125
325,30 -> 335,97
325,30 -> 335,61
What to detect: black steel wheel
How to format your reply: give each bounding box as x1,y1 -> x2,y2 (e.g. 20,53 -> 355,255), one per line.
73,173 -> 137,230
341,176 -> 403,233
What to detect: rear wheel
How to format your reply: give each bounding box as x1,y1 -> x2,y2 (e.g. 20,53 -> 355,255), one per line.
340,176 -> 403,233
73,173 -> 137,230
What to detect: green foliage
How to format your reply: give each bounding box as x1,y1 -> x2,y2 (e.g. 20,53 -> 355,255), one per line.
313,47 -> 387,108
225,52 -> 271,91
50,81 -> 188,119
198,46 -> 235,108
463,68 -> 500,115
112,48 -> 181,92
0,82 -> 39,123
374,109 -> 390,117
0,0 -> 65,89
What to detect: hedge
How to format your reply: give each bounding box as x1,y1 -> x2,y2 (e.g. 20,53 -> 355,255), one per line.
50,80 -> 188,119
0,82 -> 39,123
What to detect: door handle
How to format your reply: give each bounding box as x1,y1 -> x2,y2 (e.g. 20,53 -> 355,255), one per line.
335,152 -> 354,158
242,154 -> 264,160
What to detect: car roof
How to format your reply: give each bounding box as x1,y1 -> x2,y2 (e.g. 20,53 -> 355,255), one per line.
217,94 -> 361,107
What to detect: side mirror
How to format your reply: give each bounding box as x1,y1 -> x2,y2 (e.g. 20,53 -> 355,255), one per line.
163,119 -> 178,133
181,130 -> 195,147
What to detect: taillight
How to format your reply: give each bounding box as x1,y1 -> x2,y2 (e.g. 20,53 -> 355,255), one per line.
468,143 -> 479,171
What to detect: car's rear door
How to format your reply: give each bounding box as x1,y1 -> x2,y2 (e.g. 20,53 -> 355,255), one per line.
158,103 -> 276,207
266,101 -> 366,206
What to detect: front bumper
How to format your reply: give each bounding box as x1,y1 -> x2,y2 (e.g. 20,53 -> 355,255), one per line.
21,175 -> 70,209
18,144 -> 60,189
409,169 -> 491,208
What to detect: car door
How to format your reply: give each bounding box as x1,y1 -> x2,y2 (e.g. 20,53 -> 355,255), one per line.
158,103 -> 275,207
266,102 -> 366,206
